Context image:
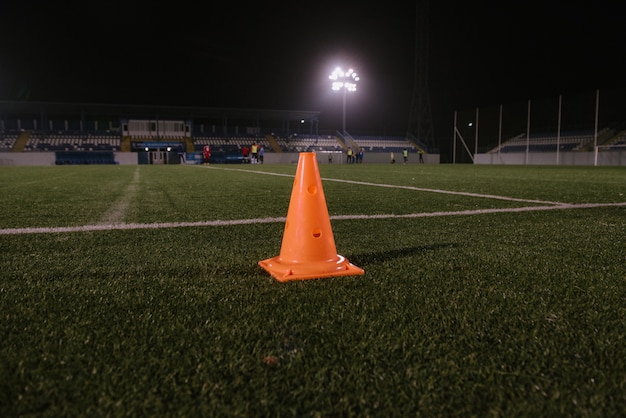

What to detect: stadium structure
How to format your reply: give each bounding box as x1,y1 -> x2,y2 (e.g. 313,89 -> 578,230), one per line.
451,88 -> 626,166
0,101 -> 435,166
1,96 -> 625,166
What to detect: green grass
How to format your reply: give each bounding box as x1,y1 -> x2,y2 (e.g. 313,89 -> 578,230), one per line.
1,163 -> 625,417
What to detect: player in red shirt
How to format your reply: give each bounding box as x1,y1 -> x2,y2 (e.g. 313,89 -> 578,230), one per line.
202,145 -> 211,165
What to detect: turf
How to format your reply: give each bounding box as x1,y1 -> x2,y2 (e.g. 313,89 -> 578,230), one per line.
0,163 -> 625,417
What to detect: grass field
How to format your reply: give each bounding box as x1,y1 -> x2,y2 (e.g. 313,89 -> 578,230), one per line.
1,160 -> 625,417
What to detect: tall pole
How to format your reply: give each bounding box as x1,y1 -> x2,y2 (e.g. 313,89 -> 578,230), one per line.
498,104 -> 502,156
329,67 -> 359,135
453,111 -> 457,164
474,107 -> 479,156
593,89 -> 599,149
342,88 -> 347,134
594,89 -> 600,166
525,99 -> 531,165
556,94 -> 562,165
407,0 -> 434,148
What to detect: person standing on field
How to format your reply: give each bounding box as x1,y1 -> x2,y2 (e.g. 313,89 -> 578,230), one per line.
250,142 -> 258,164
178,143 -> 186,164
202,144 -> 211,165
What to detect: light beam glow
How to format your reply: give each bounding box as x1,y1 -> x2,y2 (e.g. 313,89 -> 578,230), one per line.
329,67 -> 359,92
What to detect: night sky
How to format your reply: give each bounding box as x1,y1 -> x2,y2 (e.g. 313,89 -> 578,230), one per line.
1,1 -> 625,142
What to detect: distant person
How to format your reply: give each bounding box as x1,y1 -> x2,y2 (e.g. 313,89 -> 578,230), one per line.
403,148 -> 408,164
251,142 -> 258,164
259,146 -> 264,164
347,147 -> 353,164
328,153 -> 333,164
242,145 -> 249,163
202,144 -> 211,165
177,143 -> 185,164
390,151 -> 395,164
419,149 -> 424,163
358,149 -> 364,164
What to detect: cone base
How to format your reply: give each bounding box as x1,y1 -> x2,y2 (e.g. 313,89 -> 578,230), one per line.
258,254 -> 364,282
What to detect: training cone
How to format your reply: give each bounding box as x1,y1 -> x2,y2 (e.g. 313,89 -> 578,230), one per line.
258,152 -> 364,282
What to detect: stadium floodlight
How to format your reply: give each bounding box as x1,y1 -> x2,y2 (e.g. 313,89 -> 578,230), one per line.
329,67 -> 359,133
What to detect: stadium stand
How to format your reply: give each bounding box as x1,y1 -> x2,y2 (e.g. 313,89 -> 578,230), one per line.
22,132 -> 120,152
351,135 -> 418,153
599,129 -> 626,149
0,101 -> 438,165
491,130 -> 605,153
0,132 -> 18,151
55,151 -> 117,165
275,135 -> 344,153
4,98 -> 625,165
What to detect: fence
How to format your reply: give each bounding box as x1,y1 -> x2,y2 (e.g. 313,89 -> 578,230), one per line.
451,87 -> 626,165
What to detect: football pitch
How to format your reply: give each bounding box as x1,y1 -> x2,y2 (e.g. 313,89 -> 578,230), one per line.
1,161 -> 625,416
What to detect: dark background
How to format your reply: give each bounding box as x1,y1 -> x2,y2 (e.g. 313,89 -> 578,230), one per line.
1,1 -> 624,150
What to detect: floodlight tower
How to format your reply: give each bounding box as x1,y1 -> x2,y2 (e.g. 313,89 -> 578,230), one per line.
407,0 -> 434,149
329,67 -> 359,133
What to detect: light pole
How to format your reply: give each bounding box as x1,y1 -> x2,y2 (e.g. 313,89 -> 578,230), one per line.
329,67 -> 359,133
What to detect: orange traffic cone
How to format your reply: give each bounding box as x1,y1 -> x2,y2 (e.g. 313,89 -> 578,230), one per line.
258,152 -> 364,282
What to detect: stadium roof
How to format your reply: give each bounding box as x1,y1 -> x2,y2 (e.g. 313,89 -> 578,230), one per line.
0,101 -> 320,123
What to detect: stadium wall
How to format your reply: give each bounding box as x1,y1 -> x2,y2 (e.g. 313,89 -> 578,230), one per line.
0,152 -> 55,166
3,151 -> 625,166
474,151 -> 626,166
0,152 -> 137,166
263,152 -> 440,165
0,152 -> 440,166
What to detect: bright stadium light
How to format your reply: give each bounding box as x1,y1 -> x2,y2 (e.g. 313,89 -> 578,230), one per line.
329,67 -> 359,133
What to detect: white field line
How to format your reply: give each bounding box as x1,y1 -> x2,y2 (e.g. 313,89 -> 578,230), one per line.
98,167 -> 140,224
206,166 -> 566,206
1,202 -> 624,236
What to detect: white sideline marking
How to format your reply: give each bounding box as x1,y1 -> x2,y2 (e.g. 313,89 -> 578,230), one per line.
323,178 -> 566,206
1,202 -> 624,235
207,166 -> 566,206
98,167 -> 140,224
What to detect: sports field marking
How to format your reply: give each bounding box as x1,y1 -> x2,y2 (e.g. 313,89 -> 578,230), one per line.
1,202 -> 624,235
206,166 -> 566,206
2,165 -> 622,236
98,167 -> 140,224
322,178 -> 566,205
